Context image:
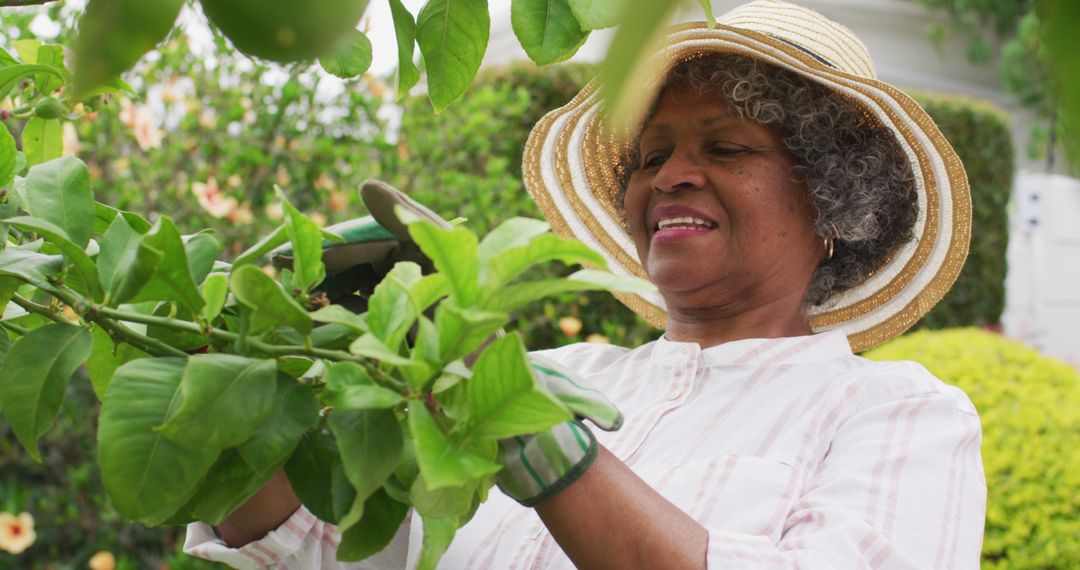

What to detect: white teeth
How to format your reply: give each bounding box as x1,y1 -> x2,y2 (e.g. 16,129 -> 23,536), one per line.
656,216 -> 714,230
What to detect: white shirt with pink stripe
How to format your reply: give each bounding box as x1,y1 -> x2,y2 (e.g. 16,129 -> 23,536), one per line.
185,329 -> 986,569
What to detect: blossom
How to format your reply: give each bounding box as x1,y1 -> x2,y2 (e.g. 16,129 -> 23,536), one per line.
559,316 -> 583,337
227,202 -> 254,225
62,121 -> 80,156
275,166 -> 291,188
198,108 -> 218,129
0,512 -> 36,555
118,99 -> 163,151
191,178 -> 238,219
226,175 -> 243,189
328,191 -> 349,213
88,551 -> 116,570
313,172 -> 335,191
307,212 -> 328,228
585,333 -> 610,344
264,202 -> 284,221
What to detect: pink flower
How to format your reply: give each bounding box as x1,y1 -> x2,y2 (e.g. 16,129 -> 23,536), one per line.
0,512 -> 36,555
191,178 -> 238,219
559,316 -> 583,337
119,99 -> 163,151
228,202 -> 254,225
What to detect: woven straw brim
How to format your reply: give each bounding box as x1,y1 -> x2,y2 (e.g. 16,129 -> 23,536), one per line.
522,23 -> 971,353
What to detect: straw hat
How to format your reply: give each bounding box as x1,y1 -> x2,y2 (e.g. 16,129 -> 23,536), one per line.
522,0 -> 971,352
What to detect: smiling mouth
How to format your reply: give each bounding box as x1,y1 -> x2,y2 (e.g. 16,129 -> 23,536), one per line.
654,216 -> 718,232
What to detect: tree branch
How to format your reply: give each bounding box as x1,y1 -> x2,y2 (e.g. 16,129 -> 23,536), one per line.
0,0 -> 61,6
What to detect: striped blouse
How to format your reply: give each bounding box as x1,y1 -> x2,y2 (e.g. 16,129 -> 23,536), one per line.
185,330 -> 986,568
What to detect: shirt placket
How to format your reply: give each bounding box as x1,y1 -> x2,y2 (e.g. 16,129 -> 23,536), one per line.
612,345 -> 700,466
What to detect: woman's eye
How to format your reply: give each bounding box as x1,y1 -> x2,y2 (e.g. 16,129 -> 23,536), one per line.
641,153 -> 668,168
709,145 -> 745,156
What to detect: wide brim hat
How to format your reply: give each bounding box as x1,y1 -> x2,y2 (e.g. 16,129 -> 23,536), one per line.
522,0 -> 971,352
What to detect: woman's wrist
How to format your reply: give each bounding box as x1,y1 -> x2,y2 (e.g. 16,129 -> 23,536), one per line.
214,470 -> 301,548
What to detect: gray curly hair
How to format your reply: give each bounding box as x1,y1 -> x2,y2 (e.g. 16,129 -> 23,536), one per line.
620,54 -> 918,306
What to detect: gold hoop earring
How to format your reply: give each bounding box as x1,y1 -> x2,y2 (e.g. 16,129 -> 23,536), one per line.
823,236 -> 834,261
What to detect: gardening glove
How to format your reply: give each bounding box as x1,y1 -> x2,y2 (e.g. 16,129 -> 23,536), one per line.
271,179 -> 451,312
496,354 -> 623,507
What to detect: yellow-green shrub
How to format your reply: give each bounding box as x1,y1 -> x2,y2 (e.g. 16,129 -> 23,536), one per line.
866,328 -> 1080,568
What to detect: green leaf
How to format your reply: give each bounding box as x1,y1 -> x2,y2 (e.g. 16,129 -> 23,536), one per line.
310,304 -> 368,333
434,303 -> 507,364
477,217 -> 550,261
13,39 -> 39,64
0,247 -> 63,291
0,64 -> 64,99
599,0 -> 679,123
285,430 -> 339,523
411,316 -> 441,373
184,449 -> 271,525
416,516 -> 458,570
323,362 -> 405,410
73,0 -> 185,96
184,231 -> 220,286
483,233 -> 606,289
98,357 -> 220,524
199,273 -> 228,323
408,402 -> 501,490
416,0 -> 490,112
337,488 -> 409,562
5,216 -> 102,301
408,220 -> 479,305
0,323 -> 93,462
35,45 -> 68,94
109,217 -> 206,313
277,187 -> 325,293
330,408 -> 403,504
0,124 -> 15,190
87,325 -> 149,400
567,0 -> 627,29
156,355 -> 278,449
230,265 -> 312,335
238,377 -> 319,474
16,155 -> 95,248
388,0 -> 420,100
97,213 -> 142,294
464,333 -> 571,440
232,224 -> 287,269
21,117 -> 62,168
410,273 -> 451,312
697,0 -> 714,27
484,269 -> 656,312
410,476 -> 478,518
512,0 -> 590,65
367,261 -> 422,350
319,29 -> 373,79
348,333 -> 417,367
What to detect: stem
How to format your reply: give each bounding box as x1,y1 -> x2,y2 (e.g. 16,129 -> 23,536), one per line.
96,318 -> 188,358
0,321 -> 29,335
10,295 -> 70,325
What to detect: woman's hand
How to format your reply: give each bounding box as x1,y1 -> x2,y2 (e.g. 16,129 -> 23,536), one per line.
214,470 -> 300,548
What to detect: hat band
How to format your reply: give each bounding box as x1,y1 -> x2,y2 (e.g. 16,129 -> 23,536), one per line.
766,34 -> 837,70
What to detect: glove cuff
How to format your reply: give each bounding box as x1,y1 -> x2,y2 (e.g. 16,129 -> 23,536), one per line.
497,420 -> 599,508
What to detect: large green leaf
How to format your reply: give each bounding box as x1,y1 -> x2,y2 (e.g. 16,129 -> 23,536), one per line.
0,323 -> 93,462
348,333 -> 418,367
278,187 -> 325,293
567,0 -> 627,29
285,430 -> 339,523
73,0 -> 184,95
156,355 -> 277,449
330,408 -> 403,504
87,325 -> 149,400
464,333 -> 570,440
482,233 -> 606,290
0,124 -> 15,190
21,117 -> 62,168
184,449 -> 272,525
416,516 -> 458,570
310,304 -> 368,333
230,265 -> 313,335
337,488 -> 409,562
98,357 -> 220,524
408,221 -> 479,305
483,269 -> 655,312
109,217 -> 205,313
410,476 -> 478,518
4,216 -> 102,301
34,45 -> 68,94
184,231 -> 220,286
323,362 -> 405,410
434,303 -> 507,364
0,64 -> 64,100
15,156 -> 95,248
408,403 -> 501,490
512,0 -> 589,65
198,273 -> 228,323
367,261 -> 422,350
232,223 -> 286,269
97,213 -> 142,296
388,0 -> 421,100
238,377 -> 319,474
0,247 -> 64,292
319,29 -> 373,79
416,0 -> 490,112
477,217 -> 550,261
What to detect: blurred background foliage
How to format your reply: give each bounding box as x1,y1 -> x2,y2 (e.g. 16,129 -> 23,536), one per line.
1,1 -> 1076,568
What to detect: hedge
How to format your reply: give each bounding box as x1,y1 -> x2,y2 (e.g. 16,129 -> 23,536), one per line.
867,328 -> 1080,568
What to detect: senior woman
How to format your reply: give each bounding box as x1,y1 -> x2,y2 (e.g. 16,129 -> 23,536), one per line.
185,1 -> 986,567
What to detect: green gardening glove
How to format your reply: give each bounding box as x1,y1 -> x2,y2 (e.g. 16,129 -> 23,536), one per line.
496,354 -> 623,507
271,180 -> 451,312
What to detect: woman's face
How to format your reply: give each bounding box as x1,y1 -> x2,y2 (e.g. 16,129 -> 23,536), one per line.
624,87 -> 822,314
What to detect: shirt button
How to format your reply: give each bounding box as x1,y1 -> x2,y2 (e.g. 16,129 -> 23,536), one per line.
667,388 -> 681,400
531,525 -> 543,540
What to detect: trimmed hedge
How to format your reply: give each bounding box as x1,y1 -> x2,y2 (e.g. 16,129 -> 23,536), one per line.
910,93 -> 1013,330
867,328 -> 1080,568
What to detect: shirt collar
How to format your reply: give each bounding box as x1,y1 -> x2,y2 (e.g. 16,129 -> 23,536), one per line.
651,329 -> 852,368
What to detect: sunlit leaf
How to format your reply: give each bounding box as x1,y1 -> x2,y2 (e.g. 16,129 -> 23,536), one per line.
87,325 -> 149,400
416,0 -> 490,112
512,0 -> 589,65
477,217 -> 550,261
434,303 -> 507,364
0,124 -> 15,190
277,186 -> 325,293
74,0 -> 184,96
388,0 -> 420,100
15,155 -> 95,248
0,323 -> 93,462
184,231 -> 220,286
567,0 -> 627,29
482,233 -> 605,290
199,273 -> 228,323
408,403 -> 501,490
110,217 -> 205,314
599,0 -> 679,124
367,261 -> 422,350
230,265 -> 312,335
319,29 -> 373,79
4,216 -> 102,301
408,220 -> 479,305
416,516 -> 458,570
310,304 -> 368,333
21,117 -> 62,168
233,224 -> 287,269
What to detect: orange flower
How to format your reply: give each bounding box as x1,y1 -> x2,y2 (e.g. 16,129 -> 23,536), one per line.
558,316 -> 582,337
0,512 -> 36,554
328,190 -> 349,213
227,202 -> 255,225
88,550 -> 116,570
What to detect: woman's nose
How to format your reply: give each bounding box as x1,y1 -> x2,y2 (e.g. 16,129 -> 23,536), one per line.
651,150 -> 705,193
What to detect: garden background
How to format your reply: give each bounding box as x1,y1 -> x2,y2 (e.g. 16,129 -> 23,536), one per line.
1,0 -> 1078,568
